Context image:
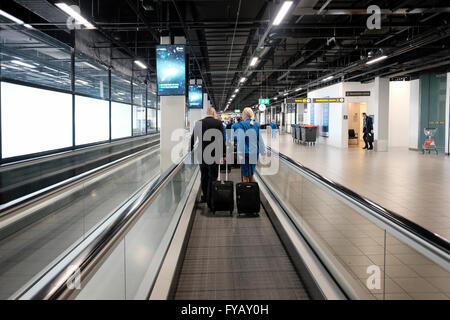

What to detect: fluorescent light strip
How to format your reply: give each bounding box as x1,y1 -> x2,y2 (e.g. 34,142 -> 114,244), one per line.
82,61 -> 101,70
0,9 -> 25,25
273,1 -> 293,26
366,55 -> 388,65
250,57 -> 258,67
295,87 -> 302,91
11,60 -> 36,68
240,77 -> 247,83
55,3 -> 95,29
322,75 -> 333,82
134,60 -> 148,69
234,89 -> 239,93
76,79 -> 89,85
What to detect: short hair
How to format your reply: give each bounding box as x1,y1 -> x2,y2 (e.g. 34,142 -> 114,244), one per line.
242,107 -> 254,119
206,107 -> 217,117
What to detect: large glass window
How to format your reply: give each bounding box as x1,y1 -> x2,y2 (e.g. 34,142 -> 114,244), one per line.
133,82 -> 146,107
75,95 -> 109,145
75,53 -> 109,99
111,72 -> 132,104
112,101 -> 132,139
0,19 -> 72,91
147,108 -> 157,133
133,106 -> 146,136
1,82 -> 72,158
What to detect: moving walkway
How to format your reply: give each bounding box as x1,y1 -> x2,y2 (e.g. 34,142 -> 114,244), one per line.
0,134 -> 160,299
5,147 -> 450,300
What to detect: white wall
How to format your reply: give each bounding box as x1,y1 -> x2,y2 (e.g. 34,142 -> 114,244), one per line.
308,83 -> 345,148
389,81 -> 411,147
409,79 -> 420,150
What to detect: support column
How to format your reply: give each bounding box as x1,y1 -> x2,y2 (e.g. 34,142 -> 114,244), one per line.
202,93 -> 208,118
373,77 -> 390,151
160,36 -> 187,172
188,79 -> 203,133
446,73 -> 450,154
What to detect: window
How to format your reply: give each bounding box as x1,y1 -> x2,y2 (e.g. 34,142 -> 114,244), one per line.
75,95 -> 109,145
0,21 -> 72,91
111,72 -> 132,104
147,108 -> 157,133
111,101 -> 131,139
133,105 -> 146,136
1,82 -> 72,158
75,53 -> 109,99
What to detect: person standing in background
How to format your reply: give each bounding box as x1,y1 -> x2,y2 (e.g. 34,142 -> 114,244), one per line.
362,113 -> 374,150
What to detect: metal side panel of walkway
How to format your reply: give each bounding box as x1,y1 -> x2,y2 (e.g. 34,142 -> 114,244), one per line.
173,168 -> 310,300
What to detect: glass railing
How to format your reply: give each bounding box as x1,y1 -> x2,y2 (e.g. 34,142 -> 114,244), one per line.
14,152 -> 198,300
257,149 -> 450,300
0,147 -> 160,299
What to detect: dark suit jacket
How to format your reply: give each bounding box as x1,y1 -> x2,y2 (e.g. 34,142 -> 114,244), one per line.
363,116 -> 373,133
190,116 -> 225,163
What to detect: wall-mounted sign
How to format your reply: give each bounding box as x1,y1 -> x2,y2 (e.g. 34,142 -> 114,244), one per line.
156,45 -> 186,96
259,98 -> 270,105
188,84 -> 203,108
286,98 -> 310,103
345,91 -> 370,97
313,98 -> 344,103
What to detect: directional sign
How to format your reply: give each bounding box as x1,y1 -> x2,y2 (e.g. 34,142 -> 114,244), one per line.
286,98 -> 311,103
259,98 -> 270,104
345,91 -> 370,97
234,109 -> 240,113
312,98 -> 344,103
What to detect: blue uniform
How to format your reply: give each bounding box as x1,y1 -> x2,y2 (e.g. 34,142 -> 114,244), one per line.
269,121 -> 277,138
234,119 -> 266,177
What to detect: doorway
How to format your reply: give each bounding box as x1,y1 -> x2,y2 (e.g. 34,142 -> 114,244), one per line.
348,102 -> 367,147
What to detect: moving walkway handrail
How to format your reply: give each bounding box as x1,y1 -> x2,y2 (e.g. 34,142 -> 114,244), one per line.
13,151 -> 191,300
0,142 -> 160,215
265,146 -> 449,267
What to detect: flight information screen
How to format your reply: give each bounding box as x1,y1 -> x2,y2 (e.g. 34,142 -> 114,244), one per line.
156,45 -> 186,96
188,84 -> 203,108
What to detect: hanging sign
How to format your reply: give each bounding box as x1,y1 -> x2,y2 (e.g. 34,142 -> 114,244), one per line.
259,98 -> 270,104
312,98 -> 344,103
286,98 -> 311,103
345,91 -> 370,97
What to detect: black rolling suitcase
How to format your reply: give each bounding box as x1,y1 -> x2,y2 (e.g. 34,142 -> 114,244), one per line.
236,182 -> 260,215
211,164 -> 234,216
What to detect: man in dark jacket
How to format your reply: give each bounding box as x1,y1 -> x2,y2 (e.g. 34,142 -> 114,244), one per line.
190,107 -> 226,207
362,113 -> 374,150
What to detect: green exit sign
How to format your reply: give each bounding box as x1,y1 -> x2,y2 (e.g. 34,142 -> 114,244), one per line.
234,109 -> 240,113
259,98 -> 270,104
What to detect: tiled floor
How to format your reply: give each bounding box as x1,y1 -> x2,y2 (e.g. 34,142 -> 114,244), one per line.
266,132 -> 450,241
174,169 -> 310,300
260,132 -> 450,300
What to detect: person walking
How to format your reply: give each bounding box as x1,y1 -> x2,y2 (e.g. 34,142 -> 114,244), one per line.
362,113 -> 374,150
190,107 -> 226,207
234,107 -> 266,182
269,119 -> 277,138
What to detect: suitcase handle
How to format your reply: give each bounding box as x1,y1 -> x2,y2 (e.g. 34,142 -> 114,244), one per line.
217,160 -> 228,182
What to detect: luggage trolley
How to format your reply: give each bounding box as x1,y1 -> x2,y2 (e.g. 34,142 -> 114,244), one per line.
422,127 -> 438,155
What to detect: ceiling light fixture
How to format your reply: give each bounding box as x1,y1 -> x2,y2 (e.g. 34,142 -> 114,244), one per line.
295,87 -> 302,92
366,55 -> 388,65
322,75 -> 333,82
273,1 -> 293,26
134,60 -> 148,69
55,3 -> 95,29
240,77 -> 247,83
250,57 -> 259,67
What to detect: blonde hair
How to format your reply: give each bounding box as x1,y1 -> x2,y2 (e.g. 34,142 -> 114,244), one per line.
242,107 -> 254,120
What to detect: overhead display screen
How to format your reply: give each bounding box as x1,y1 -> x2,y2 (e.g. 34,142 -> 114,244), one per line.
188,84 -> 203,108
156,45 -> 186,96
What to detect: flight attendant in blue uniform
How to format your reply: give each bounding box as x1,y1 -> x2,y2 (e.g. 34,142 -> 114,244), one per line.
234,107 -> 266,182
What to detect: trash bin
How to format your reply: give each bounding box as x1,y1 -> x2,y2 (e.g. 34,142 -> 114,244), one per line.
295,126 -> 301,143
300,125 -> 317,145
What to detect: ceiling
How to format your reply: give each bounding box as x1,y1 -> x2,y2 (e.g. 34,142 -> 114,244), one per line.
3,0 -> 450,110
